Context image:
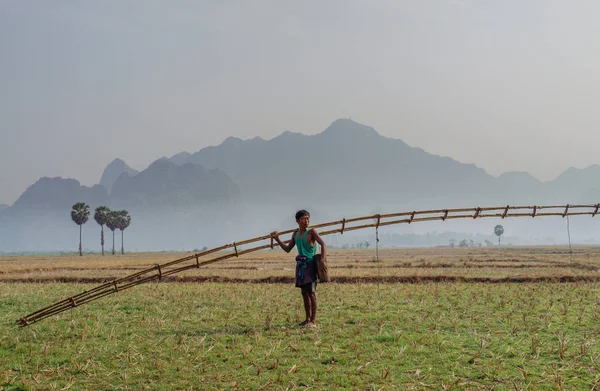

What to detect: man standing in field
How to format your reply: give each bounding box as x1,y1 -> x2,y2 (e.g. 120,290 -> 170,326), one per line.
272,210 -> 327,329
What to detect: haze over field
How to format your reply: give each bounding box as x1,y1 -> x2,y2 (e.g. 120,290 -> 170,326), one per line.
2,2 -> 600,251
1,118 -> 599,252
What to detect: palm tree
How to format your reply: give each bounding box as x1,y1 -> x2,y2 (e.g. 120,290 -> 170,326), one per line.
71,202 -> 90,256
115,210 -> 132,255
106,210 -> 119,255
94,206 -> 111,256
494,224 -> 504,245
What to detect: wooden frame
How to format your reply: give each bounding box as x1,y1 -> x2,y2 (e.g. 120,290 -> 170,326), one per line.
16,203 -> 600,327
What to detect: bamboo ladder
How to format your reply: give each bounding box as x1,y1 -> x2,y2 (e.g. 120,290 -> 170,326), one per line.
16,203 -> 600,327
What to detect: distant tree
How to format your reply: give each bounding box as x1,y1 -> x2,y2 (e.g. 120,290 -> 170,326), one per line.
484,239 -> 494,247
449,238 -> 456,248
106,210 -> 119,255
459,239 -> 469,248
71,202 -> 90,256
94,206 -> 111,256
115,210 -> 132,255
494,224 -> 505,245
364,241 -> 370,249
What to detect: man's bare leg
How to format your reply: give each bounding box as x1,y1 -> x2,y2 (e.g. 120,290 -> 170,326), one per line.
307,292 -> 318,328
300,292 -> 311,326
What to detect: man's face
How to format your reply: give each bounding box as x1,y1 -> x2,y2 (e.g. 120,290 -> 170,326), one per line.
297,215 -> 310,229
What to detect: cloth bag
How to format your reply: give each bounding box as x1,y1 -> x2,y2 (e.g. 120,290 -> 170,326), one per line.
313,254 -> 329,282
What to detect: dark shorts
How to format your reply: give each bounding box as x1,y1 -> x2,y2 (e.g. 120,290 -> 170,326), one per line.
295,256 -> 317,287
300,282 -> 317,294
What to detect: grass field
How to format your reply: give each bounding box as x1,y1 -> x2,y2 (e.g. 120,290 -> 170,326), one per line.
3,247 -> 600,390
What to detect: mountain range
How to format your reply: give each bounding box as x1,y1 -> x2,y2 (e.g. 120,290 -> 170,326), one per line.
1,118 -> 599,252
100,119 -> 600,211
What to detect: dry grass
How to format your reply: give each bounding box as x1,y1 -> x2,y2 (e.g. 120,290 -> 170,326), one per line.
1,246 -> 599,283
6,247 -> 600,389
6,280 -> 600,390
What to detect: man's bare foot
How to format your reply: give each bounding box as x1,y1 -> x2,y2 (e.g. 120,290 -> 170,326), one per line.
298,320 -> 309,327
305,321 -> 317,329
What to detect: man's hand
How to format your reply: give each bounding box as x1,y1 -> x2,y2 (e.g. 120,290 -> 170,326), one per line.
270,231 -> 279,241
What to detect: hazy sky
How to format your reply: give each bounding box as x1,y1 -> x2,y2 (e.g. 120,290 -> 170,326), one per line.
2,1 -> 600,205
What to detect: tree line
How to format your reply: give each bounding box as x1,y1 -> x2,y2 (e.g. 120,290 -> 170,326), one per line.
70,202 -> 131,256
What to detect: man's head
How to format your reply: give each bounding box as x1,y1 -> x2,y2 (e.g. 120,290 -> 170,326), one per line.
295,209 -> 310,229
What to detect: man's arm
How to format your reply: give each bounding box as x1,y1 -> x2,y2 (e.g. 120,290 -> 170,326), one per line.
271,231 -> 296,253
311,229 -> 327,260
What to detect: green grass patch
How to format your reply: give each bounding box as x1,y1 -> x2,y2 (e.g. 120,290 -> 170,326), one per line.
3,282 -> 600,390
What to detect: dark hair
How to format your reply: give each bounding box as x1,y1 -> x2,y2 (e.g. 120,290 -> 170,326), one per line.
295,209 -> 310,221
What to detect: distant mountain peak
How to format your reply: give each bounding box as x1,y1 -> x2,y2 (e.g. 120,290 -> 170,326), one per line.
222,136 -> 243,145
99,158 -> 139,192
220,135 -> 268,148
14,176 -> 108,209
497,171 -> 539,180
170,151 -> 192,166
553,164 -> 600,183
103,158 -> 136,171
271,130 -> 303,141
320,118 -> 380,138
110,156 -> 240,209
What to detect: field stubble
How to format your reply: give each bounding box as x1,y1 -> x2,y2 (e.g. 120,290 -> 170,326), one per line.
3,247 -> 600,390
1,246 -> 600,283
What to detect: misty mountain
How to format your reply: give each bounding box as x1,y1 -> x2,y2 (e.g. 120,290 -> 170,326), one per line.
11,177 -> 108,211
492,171 -> 543,204
3,118 -> 600,252
166,119 -> 600,211
0,178 -> 109,252
168,119 -> 497,212
169,152 -> 193,166
492,166 -> 600,206
109,158 -> 241,209
0,204 -> 8,211
4,160 -> 239,214
548,165 -> 600,203
99,158 -> 139,192
495,171 -> 541,187
0,159 -> 242,252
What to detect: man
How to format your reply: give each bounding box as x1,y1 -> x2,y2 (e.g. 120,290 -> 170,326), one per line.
272,209 -> 327,328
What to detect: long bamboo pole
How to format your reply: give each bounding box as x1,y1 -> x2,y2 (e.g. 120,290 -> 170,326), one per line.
16,203 -> 600,327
